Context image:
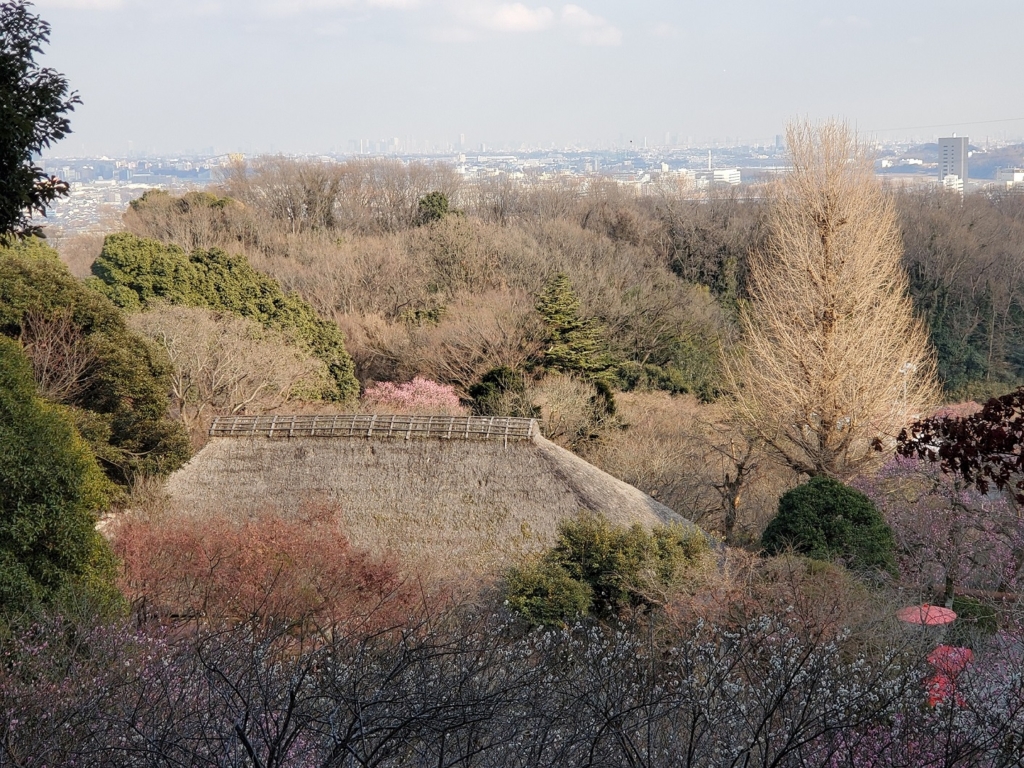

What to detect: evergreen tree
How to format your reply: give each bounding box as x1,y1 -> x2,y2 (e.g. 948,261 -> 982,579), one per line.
0,1 -> 79,238
417,191 -> 451,225
536,273 -> 608,376
0,336 -> 119,613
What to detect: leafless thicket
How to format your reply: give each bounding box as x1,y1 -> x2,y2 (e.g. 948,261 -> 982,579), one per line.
584,393 -> 799,543
727,120 -> 939,479
221,156 -> 464,237
7,596 -> 1024,768
17,308 -> 97,403
129,304 -> 328,444
49,231 -> 106,277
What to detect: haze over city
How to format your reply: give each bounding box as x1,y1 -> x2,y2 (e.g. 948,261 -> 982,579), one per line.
36,0 -> 1024,156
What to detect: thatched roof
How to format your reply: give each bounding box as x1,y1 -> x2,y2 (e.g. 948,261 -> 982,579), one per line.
164,415 -> 696,572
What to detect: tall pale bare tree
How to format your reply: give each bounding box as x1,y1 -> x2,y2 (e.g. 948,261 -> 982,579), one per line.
726,120 -> 938,479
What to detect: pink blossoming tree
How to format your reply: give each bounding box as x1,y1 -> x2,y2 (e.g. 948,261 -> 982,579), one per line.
361,377 -> 466,415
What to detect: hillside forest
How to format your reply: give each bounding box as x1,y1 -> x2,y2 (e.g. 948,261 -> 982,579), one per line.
5,153 -> 1024,764
43,157 -> 1024,538
9,1 -> 1024,762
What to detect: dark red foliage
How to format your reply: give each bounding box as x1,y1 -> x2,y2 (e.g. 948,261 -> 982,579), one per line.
896,387 -> 1024,505
112,503 -> 417,633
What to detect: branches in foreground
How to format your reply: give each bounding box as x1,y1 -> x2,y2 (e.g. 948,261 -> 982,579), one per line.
3,601 -> 1024,767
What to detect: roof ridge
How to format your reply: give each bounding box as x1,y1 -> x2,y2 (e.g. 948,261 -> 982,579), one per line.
209,414 -> 538,443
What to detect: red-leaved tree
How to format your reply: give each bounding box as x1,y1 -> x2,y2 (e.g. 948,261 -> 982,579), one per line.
897,387 -> 1024,505
112,504 -> 416,634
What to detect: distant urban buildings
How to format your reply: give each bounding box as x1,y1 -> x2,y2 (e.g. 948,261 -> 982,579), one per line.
693,168 -> 742,187
38,133 -> 1024,235
938,135 -> 969,194
996,168 -> 1024,189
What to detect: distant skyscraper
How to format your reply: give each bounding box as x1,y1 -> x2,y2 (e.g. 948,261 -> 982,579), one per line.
938,135 -> 968,193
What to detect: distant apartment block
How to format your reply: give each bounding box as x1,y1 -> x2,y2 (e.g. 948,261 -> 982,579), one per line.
996,168 -> 1024,189
694,168 -> 741,188
938,136 -> 968,193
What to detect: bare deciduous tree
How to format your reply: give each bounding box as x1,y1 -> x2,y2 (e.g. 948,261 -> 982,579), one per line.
129,305 -> 327,443
726,120 -> 939,479
19,308 -> 96,402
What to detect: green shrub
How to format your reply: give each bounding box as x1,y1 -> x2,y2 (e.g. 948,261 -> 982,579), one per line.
89,232 -> 358,401
504,559 -> 593,627
761,476 -> 897,575
613,338 -> 722,402
417,191 -> 451,225
506,514 -> 709,625
469,366 -> 538,417
0,240 -> 190,484
0,337 -> 121,614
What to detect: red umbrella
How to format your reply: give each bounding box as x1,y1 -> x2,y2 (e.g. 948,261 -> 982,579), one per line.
926,645 -> 974,707
896,603 -> 958,626
927,644 -> 974,675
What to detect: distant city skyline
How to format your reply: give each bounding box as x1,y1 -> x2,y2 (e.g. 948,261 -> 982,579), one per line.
32,0 -> 1024,157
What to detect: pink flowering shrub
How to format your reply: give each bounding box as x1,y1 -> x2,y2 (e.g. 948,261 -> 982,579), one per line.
361,377 -> 466,415
853,456 -> 1024,600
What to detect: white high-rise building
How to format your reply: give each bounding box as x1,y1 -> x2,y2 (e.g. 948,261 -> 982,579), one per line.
938,136 -> 968,193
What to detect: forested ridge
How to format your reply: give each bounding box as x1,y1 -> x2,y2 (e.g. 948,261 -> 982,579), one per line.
109,159 -> 1024,402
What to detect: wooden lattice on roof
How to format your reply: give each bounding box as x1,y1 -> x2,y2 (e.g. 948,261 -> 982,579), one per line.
209,414 -> 538,444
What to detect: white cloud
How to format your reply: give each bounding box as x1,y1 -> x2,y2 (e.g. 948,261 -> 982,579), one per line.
481,3 -> 553,32
561,4 -> 620,46
259,0 -> 419,16
35,0 -> 127,9
651,21 -> 678,39
37,0 -> 620,47
449,2 -> 554,33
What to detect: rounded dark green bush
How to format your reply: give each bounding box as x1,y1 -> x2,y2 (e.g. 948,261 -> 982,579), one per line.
761,476 -> 897,575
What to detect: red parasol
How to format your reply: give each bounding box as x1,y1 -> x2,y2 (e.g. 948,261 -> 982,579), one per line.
896,603 -> 958,626
927,644 -> 974,675
926,645 -> 974,707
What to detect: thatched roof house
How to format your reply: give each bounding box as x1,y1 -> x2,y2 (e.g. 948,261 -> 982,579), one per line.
164,414 -> 695,572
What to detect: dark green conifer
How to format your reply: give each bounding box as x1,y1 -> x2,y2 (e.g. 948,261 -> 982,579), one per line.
536,273 -> 608,376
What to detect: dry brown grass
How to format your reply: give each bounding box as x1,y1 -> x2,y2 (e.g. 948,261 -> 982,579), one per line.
664,548 -> 901,653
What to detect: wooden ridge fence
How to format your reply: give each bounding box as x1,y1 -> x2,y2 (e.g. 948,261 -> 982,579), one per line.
209,414 -> 538,445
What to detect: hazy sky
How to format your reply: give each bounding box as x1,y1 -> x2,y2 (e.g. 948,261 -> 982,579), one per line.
33,0 -> 1024,156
